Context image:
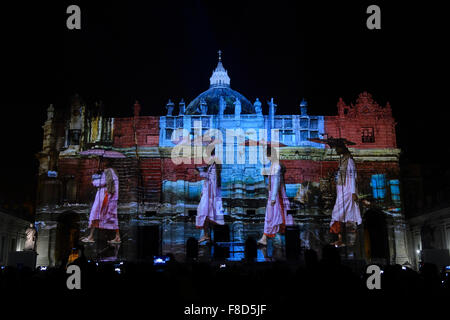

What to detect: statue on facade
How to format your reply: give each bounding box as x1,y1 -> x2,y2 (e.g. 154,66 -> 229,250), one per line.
24,223 -> 37,251
233,98 -> 241,118
254,98 -> 262,116
268,97 -> 277,116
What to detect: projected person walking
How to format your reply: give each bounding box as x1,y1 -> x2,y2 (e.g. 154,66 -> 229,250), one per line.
258,146 -> 294,246
82,158 -> 121,244
196,148 -> 225,244
329,141 -> 361,247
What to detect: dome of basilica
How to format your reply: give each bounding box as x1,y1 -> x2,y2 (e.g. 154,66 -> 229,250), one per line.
185,51 -> 255,115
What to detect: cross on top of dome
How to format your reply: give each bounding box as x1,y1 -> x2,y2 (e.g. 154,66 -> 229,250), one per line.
209,49 -> 230,88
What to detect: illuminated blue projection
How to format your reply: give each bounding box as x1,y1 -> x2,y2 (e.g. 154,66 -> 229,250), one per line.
159,53 -> 325,215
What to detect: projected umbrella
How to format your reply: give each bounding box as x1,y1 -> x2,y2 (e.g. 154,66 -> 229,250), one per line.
79,148 -> 126,169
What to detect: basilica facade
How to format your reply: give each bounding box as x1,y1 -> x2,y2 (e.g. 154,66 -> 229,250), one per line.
35,55 -> 409,267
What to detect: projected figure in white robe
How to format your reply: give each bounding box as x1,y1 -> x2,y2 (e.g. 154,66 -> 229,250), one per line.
329,144 -> 361,247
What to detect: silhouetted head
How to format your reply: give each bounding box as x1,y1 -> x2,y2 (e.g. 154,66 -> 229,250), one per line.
335,144 -> 350,156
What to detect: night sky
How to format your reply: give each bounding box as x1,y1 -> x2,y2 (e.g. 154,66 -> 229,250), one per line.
1,1 -> 447,211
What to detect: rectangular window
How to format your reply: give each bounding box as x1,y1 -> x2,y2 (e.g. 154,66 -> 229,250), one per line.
166,116 -> 178,144
310,118 -> 318,129
166,117 -> 175,128
275,117 -> 293,130
274,118 -> 283,128
310,131 -> 319,139
284,119 -> 293,129
176,117 -> 183,128
165,117 -> 178,142
300,118 -> 309,128
362,127 -> 375,143
300,130 -> 309,141
166,129 -> 174,141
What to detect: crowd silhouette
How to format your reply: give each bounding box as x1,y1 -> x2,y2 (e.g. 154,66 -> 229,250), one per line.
1,244 -> 448,311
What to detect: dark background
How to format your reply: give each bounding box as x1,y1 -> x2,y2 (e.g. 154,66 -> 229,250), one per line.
1,1 -> 447,218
